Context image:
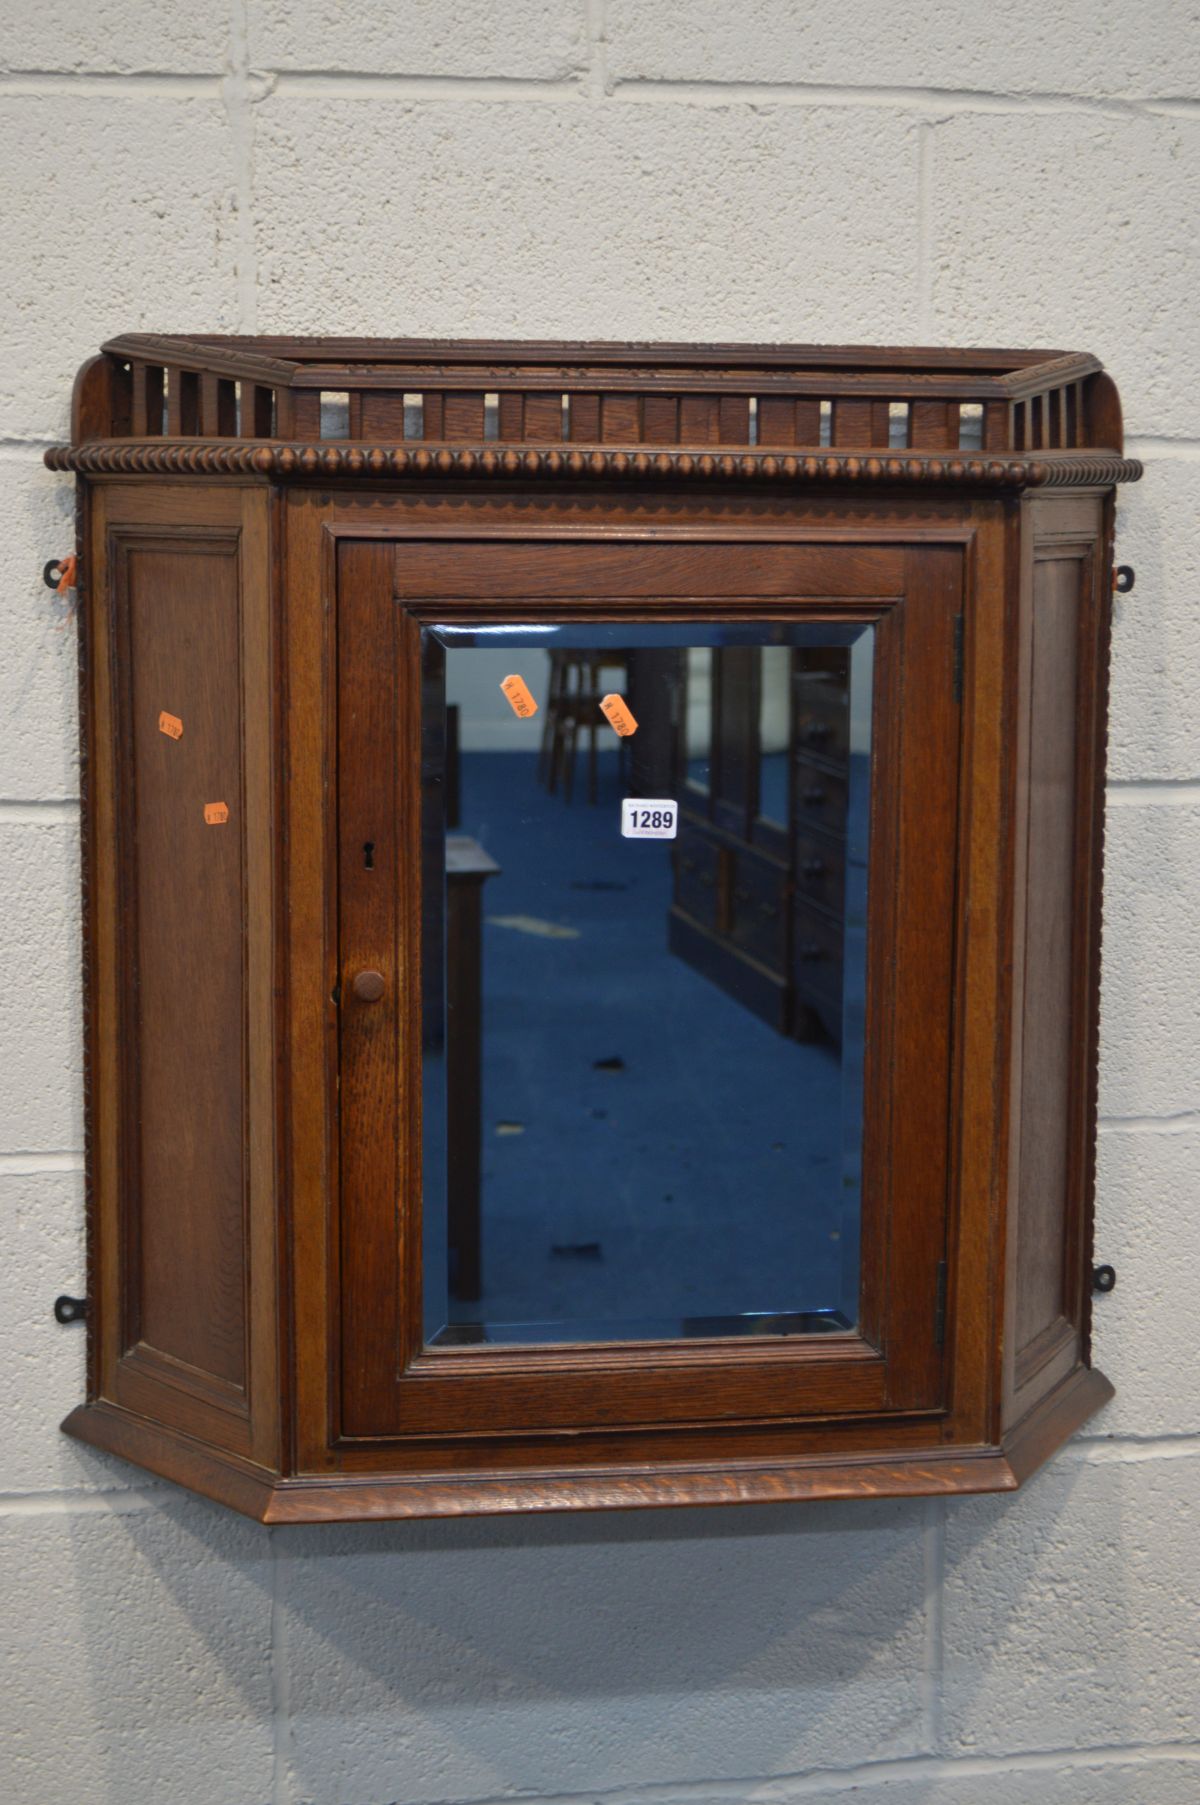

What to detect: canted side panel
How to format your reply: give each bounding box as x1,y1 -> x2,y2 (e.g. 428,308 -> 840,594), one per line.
1006,522 -> 1102,1423
111,530 -> 251,1413
1015,558 -> 1079,1352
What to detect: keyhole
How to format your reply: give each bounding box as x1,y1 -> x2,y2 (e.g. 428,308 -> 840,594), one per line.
363,841 -> 375,870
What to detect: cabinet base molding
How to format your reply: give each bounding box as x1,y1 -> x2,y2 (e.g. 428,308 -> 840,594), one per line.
63,1366 -> 1112,1524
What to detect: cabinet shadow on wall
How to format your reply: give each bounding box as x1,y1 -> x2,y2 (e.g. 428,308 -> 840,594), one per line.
70,1463 -> 1100,1805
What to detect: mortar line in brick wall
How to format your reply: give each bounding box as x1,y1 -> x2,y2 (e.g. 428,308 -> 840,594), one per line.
222,0 -> 257,333
1127,435 -> 1200,458
0,1488 -> 162,1517
4,67 -> 1198,119
586,0 -> 611,101
269,1529 -> 292,1805
0,71 -> 221,97
916,120 -> 934,339
361,1740 -> 1200,1805
1105,779 -> 1200,804
0,1150 -> 83,1175
1075,1434 -> 1200,1462
1097,1109 -> 1200,1135
0,799 -> 80,822
0,436 -> 60,453
609,77 -> 1200,121
919,1495 -> 946,1753
261,71 -> 586,101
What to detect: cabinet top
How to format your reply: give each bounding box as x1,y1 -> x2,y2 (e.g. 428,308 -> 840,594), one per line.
48,335 -> 1141,491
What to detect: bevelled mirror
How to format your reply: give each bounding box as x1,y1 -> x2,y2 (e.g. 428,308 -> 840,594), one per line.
421,622 -> 873,1348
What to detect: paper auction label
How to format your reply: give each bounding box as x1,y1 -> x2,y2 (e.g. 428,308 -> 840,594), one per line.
500,674 -> 538,718
620,798 -> 678,839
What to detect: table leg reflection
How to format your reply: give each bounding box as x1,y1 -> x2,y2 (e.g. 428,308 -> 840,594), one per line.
445,834 -> 500,1303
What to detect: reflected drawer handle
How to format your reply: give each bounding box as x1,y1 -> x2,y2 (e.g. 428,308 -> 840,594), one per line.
798,941 -> 825,962
802,857 -> 826,877
735,886 -> 750,903
802,786 -> 827,805
681,856 -> 697,872
699,872 -> 714,888
758,901 -> 778,918
803,723 -> 832,743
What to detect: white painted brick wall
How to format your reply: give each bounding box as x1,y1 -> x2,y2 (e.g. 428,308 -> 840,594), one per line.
1,96 -> 239,440
247,1 -> 589,79
253,99 -> 924,338
1,5 -> 1196,1802
604,1 -> 1200,99
276,1504 -> 928,1802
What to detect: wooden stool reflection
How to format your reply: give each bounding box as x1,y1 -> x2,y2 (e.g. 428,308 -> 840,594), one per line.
446,834 -> 500,1302
538,650 -> 632,803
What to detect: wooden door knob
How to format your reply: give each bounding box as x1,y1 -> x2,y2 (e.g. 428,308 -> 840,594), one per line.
351,969 -> 386,1002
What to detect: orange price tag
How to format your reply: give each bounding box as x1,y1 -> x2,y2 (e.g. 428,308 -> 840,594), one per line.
158,711 -> 183,740
500,674 -> 538,719
599,692 -> 638,738
203,801 -> 229,825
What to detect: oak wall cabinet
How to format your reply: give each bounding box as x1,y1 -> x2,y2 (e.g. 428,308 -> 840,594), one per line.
47,337 -> 1141,1522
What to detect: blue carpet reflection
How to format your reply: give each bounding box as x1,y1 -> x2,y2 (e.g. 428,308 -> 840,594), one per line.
433,749 -> 862,1343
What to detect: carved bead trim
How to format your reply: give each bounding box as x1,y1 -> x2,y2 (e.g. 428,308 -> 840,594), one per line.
44,440 -> 1143,489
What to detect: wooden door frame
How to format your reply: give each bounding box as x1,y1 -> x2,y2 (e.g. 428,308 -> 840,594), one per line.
325,524 -> 966,1445
276,483 -> 1030,1487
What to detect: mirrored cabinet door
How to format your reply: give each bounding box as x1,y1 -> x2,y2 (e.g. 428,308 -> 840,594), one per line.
421,622 -> 873,1350
335,536 -> 963,1440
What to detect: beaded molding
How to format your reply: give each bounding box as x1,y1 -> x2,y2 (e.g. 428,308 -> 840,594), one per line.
45,440 -> 1143,489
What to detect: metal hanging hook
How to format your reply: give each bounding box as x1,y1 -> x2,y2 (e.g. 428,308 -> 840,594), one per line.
43,554 -> 78,593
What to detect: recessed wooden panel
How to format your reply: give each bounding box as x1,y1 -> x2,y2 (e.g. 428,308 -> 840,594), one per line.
111,533 -> 248,1394
392,540 -> 905,599
1014,553 -> 1084,1360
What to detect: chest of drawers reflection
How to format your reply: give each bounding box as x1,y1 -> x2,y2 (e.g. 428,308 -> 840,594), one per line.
672,642 -> 862,1045
49,336 -> 1139,1520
